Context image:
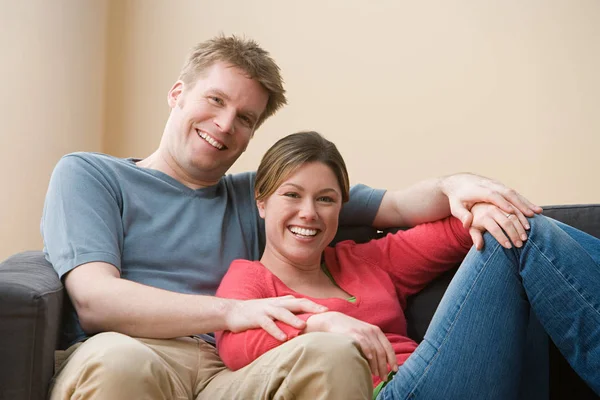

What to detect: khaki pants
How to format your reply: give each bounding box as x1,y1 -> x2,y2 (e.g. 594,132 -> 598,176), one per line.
49,331 -> 372,400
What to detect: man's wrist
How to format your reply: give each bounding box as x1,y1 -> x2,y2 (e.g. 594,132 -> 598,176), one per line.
214,297 -> 239,331
437,174 -> 453,197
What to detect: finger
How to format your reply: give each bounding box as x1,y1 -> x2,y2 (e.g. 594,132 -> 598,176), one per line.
510,209 -> 529,241
372,338 -> 388,381
497,212 -> 523,248
269,307 -> 306,329
480,191 -> 517,216
357,338 -> 379,377
280,298 -> 328,314
469,228 -> 484,250
513,208 -> 531,231
377,333 -> 397,373
259,317 -> 287,341
449,198 -> 473,228
483,218 -> 512,249
502,190 -> 542,216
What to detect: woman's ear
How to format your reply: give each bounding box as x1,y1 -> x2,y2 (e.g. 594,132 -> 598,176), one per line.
256,198 -> 266,219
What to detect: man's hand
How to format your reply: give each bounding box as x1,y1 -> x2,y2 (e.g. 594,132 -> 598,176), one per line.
224,295 -> 328,341
440,173 -> 542,229
304,311 -> 397,381
469,202 -> 531,250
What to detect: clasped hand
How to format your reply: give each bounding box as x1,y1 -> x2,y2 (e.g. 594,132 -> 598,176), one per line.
305,311 -> 397,382
441,173 -> 542,250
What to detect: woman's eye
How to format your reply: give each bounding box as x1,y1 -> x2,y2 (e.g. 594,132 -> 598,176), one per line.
284,192 -> 300,198
317,196 -> 335,203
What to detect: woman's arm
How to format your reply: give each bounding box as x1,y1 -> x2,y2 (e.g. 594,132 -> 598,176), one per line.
215,261 -> 319,370
371,173 -> 541,248
351,217 -> 473,307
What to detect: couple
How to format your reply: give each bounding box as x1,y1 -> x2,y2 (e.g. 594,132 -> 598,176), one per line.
41,34 -> 598,399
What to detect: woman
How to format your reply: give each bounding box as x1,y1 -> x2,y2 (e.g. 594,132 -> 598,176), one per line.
215,131 -> 600,399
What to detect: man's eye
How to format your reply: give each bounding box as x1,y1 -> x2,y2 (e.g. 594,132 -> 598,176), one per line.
239,115 -> 253,127
209,96 -> 224,105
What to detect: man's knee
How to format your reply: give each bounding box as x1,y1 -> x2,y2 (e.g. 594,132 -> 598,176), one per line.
65,332 -> 162,382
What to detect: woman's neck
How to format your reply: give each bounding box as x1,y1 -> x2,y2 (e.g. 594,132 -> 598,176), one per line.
259,249 -> 326,289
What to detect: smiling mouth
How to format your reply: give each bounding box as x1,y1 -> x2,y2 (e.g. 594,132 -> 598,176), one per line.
288,226 -> 320,238
197,129 -> 227,150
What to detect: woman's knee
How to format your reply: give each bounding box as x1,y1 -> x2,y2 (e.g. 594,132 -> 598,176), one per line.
285,333 -> 372,398
292,332 -> 369,368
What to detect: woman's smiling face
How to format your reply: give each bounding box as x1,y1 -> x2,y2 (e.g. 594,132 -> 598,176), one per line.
257,161 -> 343,269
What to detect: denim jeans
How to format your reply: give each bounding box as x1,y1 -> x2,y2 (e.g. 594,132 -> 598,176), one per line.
378,215 -> 600,399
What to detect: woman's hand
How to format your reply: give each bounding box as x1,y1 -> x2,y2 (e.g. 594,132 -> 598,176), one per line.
440,173 -> 542,230
224,296 -> 328,341
305,311 -> 398,381
469,202 -> 530,250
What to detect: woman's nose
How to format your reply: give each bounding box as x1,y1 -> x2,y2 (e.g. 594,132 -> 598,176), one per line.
298,199 -> 317,220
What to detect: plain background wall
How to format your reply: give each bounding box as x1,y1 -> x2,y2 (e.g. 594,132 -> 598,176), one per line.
0,0 -> 108,260
1,0 -> 599,260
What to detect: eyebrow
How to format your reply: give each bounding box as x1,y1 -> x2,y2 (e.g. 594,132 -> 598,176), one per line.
207,88 -> 259,122
281,183 -> 340,195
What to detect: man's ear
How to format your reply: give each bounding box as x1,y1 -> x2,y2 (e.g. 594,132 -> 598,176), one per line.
167,81 -> 184,108
256,198 -> 266,219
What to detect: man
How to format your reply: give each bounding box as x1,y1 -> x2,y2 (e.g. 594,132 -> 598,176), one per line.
42,35 -> 540,400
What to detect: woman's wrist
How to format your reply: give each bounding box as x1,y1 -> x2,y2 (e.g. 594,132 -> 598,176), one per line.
303,312 -> 332,333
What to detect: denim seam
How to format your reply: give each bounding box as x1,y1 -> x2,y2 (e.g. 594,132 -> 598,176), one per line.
405,242 -> 503,398
527,238 -> 600,318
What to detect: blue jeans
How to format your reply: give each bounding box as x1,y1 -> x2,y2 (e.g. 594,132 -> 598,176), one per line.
378,215 -> 600,399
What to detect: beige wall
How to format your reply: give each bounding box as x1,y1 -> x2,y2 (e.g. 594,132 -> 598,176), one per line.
0,0 -> 108,259
105,0 -> 599,201
1,0 -> 599,260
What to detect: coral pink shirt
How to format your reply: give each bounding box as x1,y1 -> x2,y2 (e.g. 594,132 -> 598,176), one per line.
215,217 -> 473,387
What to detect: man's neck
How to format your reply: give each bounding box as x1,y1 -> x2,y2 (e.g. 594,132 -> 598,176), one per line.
136,150 -> 219,190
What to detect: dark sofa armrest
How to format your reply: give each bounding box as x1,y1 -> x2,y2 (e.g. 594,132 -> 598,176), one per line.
0,251 -> 64,400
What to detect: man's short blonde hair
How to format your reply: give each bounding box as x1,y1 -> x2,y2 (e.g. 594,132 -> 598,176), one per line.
179,35 -> 287,128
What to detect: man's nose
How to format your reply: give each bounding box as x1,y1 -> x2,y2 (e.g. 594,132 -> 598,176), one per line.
214,108 -> 236,134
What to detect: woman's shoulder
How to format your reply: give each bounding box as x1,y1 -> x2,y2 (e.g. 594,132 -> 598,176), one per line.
226,259 -> 268,277
218,260 -> 274,298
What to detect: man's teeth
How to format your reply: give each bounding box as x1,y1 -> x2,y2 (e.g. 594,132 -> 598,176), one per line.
198,131 -> 224,150
289,226 -> 318,236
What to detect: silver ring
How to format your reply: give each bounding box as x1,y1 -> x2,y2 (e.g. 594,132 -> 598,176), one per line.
505,213 -> 512,218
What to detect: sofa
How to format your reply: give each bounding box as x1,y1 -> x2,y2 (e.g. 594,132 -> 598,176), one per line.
1,204 -> 598,400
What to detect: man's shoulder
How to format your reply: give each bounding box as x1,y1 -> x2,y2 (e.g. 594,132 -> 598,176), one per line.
60,152 -> 131,168
219,171 -> 257,198
221,170 -> 256,185
55,152 -> 138,180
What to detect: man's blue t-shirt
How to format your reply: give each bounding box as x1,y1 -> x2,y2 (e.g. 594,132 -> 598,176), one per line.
41,153 -> 385,346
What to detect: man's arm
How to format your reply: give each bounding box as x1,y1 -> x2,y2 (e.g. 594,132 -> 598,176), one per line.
372,173 -> 542,249
65,262 -> 327,339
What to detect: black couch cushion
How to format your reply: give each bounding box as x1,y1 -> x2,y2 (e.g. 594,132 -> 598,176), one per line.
0,251 -> 63,400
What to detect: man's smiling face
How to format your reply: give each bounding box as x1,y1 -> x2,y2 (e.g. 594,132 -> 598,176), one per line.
164,62 -> 269,185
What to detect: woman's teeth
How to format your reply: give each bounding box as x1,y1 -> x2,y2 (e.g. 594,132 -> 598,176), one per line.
289,226 -> 318,237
